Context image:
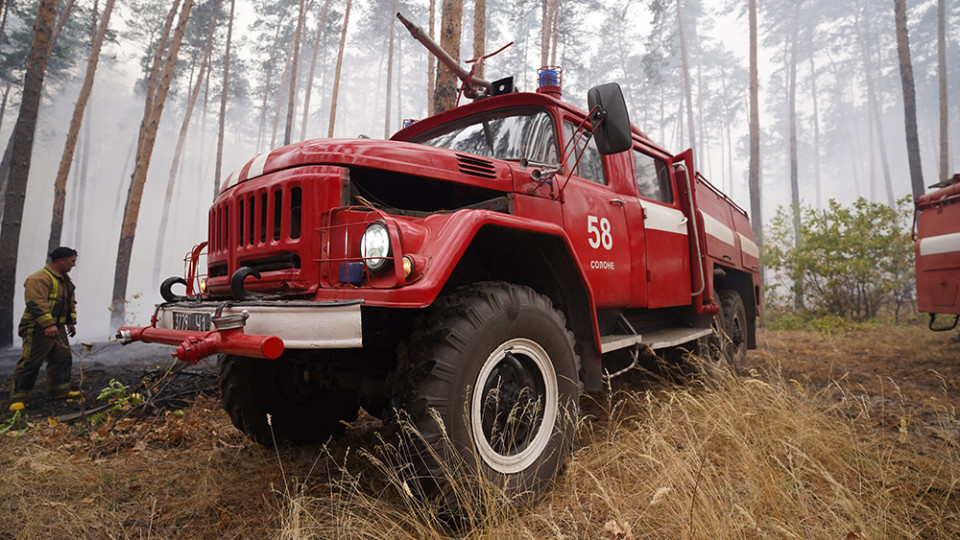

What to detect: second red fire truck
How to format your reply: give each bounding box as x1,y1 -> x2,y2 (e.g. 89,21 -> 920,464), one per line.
915,173 -> 960,332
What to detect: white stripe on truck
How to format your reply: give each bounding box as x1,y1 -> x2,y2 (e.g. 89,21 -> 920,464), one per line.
700,210 -> 735,247
919,231 -> 960,256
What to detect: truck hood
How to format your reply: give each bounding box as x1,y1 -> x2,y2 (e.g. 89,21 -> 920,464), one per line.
219,138 -> 515,194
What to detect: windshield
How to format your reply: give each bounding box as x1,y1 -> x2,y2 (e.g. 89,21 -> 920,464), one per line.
410,109 -> 559,165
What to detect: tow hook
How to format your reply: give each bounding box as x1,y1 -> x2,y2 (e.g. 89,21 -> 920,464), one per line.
230,266 -> 262,300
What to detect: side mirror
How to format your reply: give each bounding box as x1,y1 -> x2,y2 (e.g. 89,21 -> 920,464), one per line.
587,83 -> 632,155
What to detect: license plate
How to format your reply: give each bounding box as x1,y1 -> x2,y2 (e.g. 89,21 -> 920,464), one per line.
172,311 -> 211,331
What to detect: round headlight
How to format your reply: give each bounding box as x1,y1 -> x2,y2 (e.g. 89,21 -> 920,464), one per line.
361,221 -> 391,271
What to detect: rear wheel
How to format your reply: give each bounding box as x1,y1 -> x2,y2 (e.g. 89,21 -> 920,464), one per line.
219,354 -> 359,445
391,282 -> 580,501
716,289 -> 747,370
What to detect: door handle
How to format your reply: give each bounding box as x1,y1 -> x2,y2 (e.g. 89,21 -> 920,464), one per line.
679,217 -> 689,225
609,198 -> 625,207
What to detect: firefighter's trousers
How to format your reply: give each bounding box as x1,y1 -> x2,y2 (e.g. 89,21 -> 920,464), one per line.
10,324 -> 73,399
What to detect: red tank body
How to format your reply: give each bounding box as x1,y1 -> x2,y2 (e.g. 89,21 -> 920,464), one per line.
915,174 -> 960,326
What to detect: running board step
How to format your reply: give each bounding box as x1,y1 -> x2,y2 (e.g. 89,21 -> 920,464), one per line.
600,327 -> 713,354
600,334 -> 644,354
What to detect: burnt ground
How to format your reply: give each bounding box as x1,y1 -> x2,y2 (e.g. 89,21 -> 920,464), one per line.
0,341 -> 219,420
0,325 -> 957,428
743,325 -> 960,435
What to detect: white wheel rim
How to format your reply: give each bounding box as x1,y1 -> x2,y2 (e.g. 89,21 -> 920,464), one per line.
470,338 -> 558,474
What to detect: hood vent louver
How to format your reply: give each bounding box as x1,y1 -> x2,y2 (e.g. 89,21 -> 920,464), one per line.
456,154 -> 497,179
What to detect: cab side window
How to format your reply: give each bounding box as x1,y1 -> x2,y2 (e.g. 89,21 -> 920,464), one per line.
633,149 -> 673,204
563,122 -> 607,185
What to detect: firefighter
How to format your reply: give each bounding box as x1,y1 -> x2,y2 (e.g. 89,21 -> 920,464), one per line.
8,247 -> 80,410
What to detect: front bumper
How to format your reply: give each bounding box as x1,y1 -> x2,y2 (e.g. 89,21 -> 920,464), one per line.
117,299 -> 364,363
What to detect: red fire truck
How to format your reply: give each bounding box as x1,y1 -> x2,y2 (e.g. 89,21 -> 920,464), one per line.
117,52 -> 761,498
915,173 -> 960,331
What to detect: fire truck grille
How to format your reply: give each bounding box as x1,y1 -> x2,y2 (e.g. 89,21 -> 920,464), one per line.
457,154 -> 497,179
209,186 -> 303,256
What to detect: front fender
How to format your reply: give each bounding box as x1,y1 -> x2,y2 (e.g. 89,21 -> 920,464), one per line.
334,209 -> 603,357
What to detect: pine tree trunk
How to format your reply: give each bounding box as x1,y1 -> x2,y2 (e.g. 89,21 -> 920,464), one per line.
384,0 -> 398,139
70,0 -> 99,250
787,4 -> 802,310
748,0 -> 762,246
0,3 -> 11,205
110,0 -> 194,330
809,55 -> 822,209
857,4 -> 894,206
433,0 -> 462,114
0,83 -> 9,140
49,0 -> 75,54
676,0 -> 696,162
893,0 -> 924,199
300,0 -> 330,140
115,0 -> 179,241
271,56 -> 292,149
540,0 -> 549,67
696,63 -> 705,173
0,89 -> 12,218
113,138 -> 136,223
373,19 -> 390,126
154,1 -> 220,284
0,2 -> 9,69
0,0 -> 10,131
548,0 -> 559,67
0,0 -> 55,347
198,56 -> 210,182
396,33 -> 402,128
472,0 -> 485,80
257,21 -> 284,151
718,62 -> 731,192
285,0 -> 306,146
47,0 -> 115,253
213,0 -> 235,200
135,0 -> 181,188
540,0 -> 557,68
788,5 -> 799,223
328,0 -> 352,137
674,92 -> 684,151
658,84 -> 665,146
73,109 -> 90,249
937,0 -> 949,184
725,111 -> 733,194
868,103 -> 877,201
427,0 -> 436,116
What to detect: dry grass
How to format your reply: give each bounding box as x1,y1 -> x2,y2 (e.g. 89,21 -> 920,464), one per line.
1,326 -> 958,539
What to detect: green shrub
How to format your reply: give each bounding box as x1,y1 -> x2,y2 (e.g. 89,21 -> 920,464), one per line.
764,197 -> 915,322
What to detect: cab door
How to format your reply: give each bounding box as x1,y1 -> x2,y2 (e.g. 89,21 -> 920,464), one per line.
633,147 -> 692,308
560,122 -> 632,308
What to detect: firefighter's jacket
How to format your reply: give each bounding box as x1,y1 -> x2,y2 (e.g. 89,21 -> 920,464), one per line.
19,265 -> 76,332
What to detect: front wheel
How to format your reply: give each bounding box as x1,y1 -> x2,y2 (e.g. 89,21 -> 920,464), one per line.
391,282 -> 580,500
